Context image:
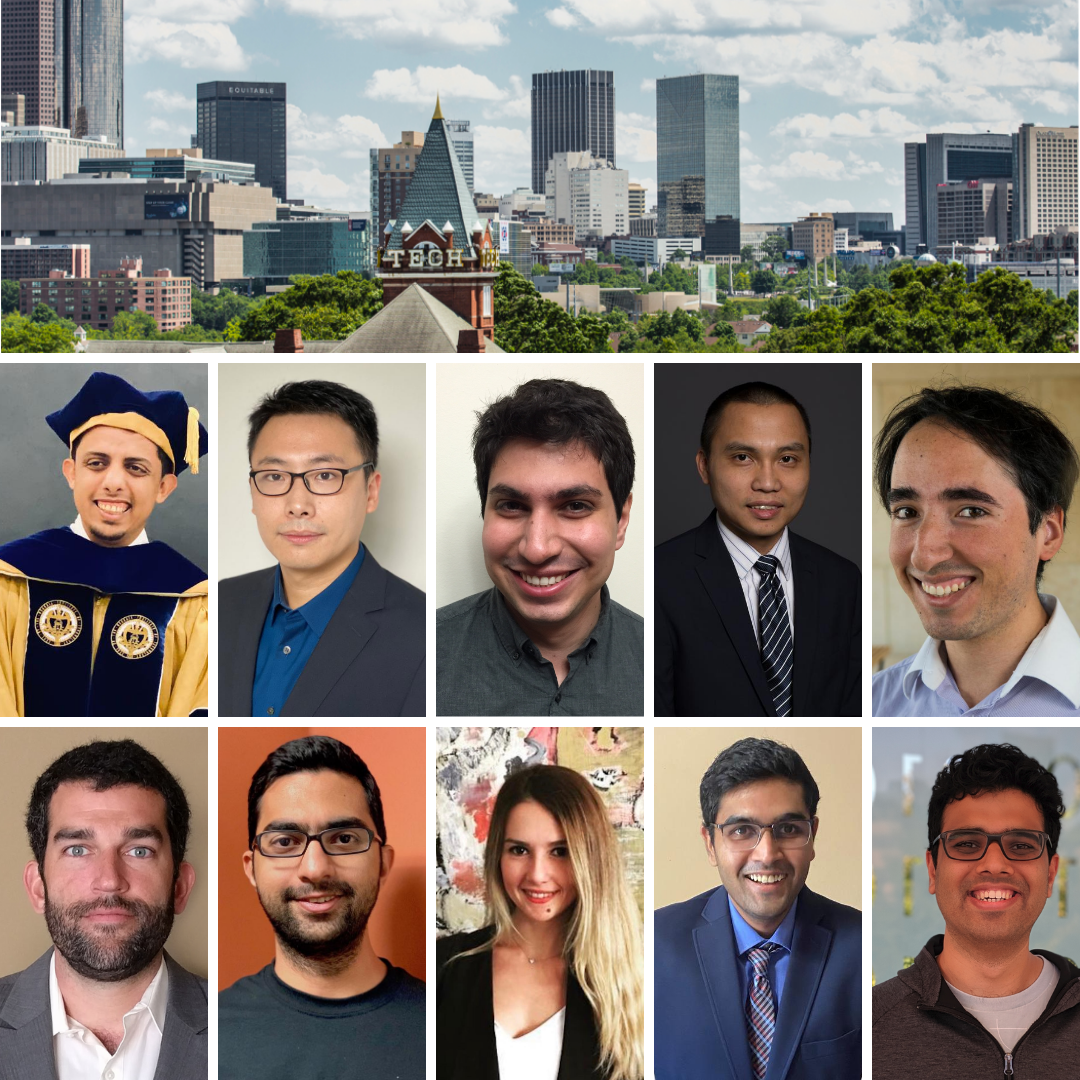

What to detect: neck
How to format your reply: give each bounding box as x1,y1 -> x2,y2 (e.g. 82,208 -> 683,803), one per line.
505,590 -> 602,682
936,930 -> 1043,998
78,514 -> 139,549
509,912 -> 567,960
272,931 -> 387,999
54,949 -> 162,1029
942,593 -> 1049,709
280,542 -> 359,609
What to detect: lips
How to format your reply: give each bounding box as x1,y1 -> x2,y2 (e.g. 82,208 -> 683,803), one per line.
747,503 -> 783,520
94,499 -> 130,518
919,577 -> 974,597
292,892 -> 344,913
745,872 -> 787,886
279,531 -> 324,545
521,889 -> 558,905
511,569 -> 579,597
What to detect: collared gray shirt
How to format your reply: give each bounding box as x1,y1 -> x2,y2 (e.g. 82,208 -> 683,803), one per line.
436,584 -> 644,716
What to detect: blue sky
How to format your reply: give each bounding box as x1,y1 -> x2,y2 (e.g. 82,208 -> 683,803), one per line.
123,0 -> 1078,226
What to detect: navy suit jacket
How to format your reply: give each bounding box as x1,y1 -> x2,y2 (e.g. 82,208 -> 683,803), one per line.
218,549 -> 425,717
655,886 -> 861,1080
655,515 -> 860,716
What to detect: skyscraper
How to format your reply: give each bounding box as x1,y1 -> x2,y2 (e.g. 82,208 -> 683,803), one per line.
196,82 -> 287,201
446,119 -> 473,195
655,74 -> 740,252
1012,123 -> 1078,241
2,0 -> 55,127
531,70 -> 615,196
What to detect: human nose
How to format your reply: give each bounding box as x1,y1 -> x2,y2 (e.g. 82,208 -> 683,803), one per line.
100,461 -> 129,492
519,509 -> 562,565
524,851 -> 554,883
751,461 -> 781,492
754,828 -> 781,861
907,511 -> 955,571
977,836 -> 1013,872
284,476 -> 316,517
297,835 -> 335,878
93,850 -> 129,893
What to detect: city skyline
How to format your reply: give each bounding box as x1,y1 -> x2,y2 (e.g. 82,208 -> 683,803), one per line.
39,0 -> 1080,223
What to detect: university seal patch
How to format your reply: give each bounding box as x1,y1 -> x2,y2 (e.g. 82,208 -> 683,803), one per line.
35,601 -> 82,647
110,615 -> 159,660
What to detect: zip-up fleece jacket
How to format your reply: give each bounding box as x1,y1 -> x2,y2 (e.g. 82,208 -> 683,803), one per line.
872,935 -> 1080,1080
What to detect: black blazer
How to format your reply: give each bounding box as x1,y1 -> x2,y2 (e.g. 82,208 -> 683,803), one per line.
655,515 -> 860,716
436,928 -> 603,1080
218,549 -> 425,716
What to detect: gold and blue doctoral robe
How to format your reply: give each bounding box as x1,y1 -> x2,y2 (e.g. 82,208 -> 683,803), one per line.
0,527 -> 208,717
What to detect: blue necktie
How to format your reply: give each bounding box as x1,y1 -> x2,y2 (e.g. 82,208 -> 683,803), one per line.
746,942 -> 780,1080
755,555 -> 793,717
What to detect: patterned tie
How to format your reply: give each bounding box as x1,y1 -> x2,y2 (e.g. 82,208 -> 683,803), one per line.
755,555 -> 793,717
746,942 -> 780,1080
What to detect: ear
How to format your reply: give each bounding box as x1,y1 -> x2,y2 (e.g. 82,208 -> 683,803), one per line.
1046,853 -> 1060,898
1038,506 -> 1065,564
61,458 -> 76,491
809,816 -> 819,864
155,472 -> 179,505
365,470 -> 382,514
701,825 -> 719,868
379,842 -> 395,883
614,493 -> 632,551
242,849 -> 257,889
695,448 -> 711,487
24,859 -> 46,915
172,861 -> 197,915
926,848 -> 937,895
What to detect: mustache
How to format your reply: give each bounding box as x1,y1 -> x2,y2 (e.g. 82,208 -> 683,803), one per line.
281,881 -> 356,902
68,895 -> 147,916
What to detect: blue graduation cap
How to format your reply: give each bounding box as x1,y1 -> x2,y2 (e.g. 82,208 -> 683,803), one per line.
46,371 -> 208,476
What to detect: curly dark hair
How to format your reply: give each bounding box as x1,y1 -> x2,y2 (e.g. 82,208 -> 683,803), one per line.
927,743 -> 1064,864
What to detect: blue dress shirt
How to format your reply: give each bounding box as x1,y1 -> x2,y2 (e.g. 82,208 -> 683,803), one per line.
729,894 -> 799,1012
251,545 -> 365,717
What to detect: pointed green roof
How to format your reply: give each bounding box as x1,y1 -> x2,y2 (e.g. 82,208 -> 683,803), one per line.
387,102 -> 482,257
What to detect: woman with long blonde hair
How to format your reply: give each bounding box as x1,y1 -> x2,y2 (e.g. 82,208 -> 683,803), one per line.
437,764 -> 644,1080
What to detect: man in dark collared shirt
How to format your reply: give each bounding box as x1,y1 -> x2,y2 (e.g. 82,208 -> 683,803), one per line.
219,381 -> 425,717
437,378 -> 643,716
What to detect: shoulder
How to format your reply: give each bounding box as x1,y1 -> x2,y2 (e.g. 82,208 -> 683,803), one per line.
800,888 -> 862,934
370,559 -> 426,612
606,596 -> 644,631
436,927 -> 493,972
872,971 -> 920,1023
0,950 -> 51,1004
383,963 -> 427,1005
872,654 -> 919,711
655,887 -> 721,936
655,522 -> 706,564
219,967 -> 271,1015
219,566 -> 276,601
436,590 -> 490,628
166,954 -> 209,998
789,532 -> 860,583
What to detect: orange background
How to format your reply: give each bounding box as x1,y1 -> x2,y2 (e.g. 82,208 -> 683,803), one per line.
218,727 -> 426,990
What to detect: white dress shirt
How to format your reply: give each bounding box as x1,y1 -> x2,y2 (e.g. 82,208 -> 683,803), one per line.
50,952 -> 169,1080
70,517 -> 149,546
716,514 -> 795,639
494,1007 -> 565,1080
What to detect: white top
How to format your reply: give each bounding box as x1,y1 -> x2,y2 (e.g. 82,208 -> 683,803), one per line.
70,516 -> 149,546
947,956 -> 1059,1053
50,952 -> 169,1080
716,514 -> 795,638
494,1007 -> 565,1080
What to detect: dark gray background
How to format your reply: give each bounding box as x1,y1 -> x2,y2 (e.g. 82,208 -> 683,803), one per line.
654,362 -> 862,566
0,363 -> 209,568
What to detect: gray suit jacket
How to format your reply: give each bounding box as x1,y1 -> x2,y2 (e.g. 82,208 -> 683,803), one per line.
0,950 -> 208,1080
218,549 -> 426,717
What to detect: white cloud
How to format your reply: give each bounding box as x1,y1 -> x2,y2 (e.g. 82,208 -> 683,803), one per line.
739,86 -> 751,103
287,105 -> 387,155
287,161 -> 356,202
144,117 -> 190,137
267,0 -> 515,49
741,162 -> 777,193
789,198 -> 855,216
366,65 -> 505,105
772,107 -> 919,140
126,0 -> 254,20
769,150 -> 883,180
546,6 -> 579,27
125,19 -> 249,69
472,124 -> 530,193
640,78 -> 656,92
617,111 -> 656,161
143,89 -> 195,114
487,75 -> 530,120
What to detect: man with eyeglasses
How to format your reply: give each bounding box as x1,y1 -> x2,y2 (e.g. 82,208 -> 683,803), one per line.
218,380 -> 425,716
655,738 -> 861,1080
873,743 -> 1080,1078
219,736 -> 425,1079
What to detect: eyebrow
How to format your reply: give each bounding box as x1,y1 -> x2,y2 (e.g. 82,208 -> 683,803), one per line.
487,483 -> 605,502
719,812 -> 807,826
261,817 -> 370,833
253,453 -> 349,468
52,825 -> 165,843
887,485 -> 1003,509
723,441 -> 806,454
79,451 -> 154,468
504,836 -> 567,846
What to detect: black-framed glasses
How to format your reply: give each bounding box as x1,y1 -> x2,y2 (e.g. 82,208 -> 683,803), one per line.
249,463 -> 373,496
933,829 -> 1049,862
252,826 -> 380,858
705,818 -> 814,850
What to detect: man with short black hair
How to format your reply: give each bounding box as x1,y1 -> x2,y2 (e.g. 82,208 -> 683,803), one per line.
436,377 -> 643,716
872,743 -> 1080,1078
219,380 -> 425,717
219,735 -> 425,1080
0,739 -> 207,1080
656,381 -> 860,716
655,737 -> 861,1080
873,384 -> 1080,716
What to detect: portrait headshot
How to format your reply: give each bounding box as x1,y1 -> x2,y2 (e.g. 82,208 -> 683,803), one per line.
872,730 -> 1080,1078
654,363 -> 862,717
436,727 -> 645,1080
217,363 -> 426,718
872,365 -> 1080,717
218,728 -> 425,1080
654,729 -> 862,1080
0,363 -> 208,717
436,363 -> 645,717
0,729 -> 208,1080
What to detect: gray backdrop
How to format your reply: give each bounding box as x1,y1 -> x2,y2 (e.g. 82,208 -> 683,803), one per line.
0,362 -> 209,568
653,362 -> 862,566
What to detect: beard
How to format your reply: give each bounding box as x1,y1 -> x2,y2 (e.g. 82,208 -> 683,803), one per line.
256,875 -> 379,971
44,889 -> 175,983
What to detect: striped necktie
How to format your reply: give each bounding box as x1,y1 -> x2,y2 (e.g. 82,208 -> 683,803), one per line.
755,554 -> 793,717
746,942 -> 780,1080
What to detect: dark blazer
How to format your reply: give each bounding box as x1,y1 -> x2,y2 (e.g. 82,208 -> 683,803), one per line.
655,886 -> 861,1080
218,549 -> 425,717
655,515 -> 860,716
436,928 -> 603,1080
0,950 -> 208,1080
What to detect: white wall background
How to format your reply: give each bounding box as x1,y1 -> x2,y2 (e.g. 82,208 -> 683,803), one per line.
218,363 -> 426,591
435,361 -> 644,614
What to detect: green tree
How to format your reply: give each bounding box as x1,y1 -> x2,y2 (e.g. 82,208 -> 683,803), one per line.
671,248 -> 688,261
740,245 -> 755,265
1,312 -> 75,352
191,287 -> 259,331
531,264 -> 550,275
761,294 -> 802,330
492,263 -> 611,352
762,234 -> 788,263
30,302 -> 61,323
106,310 -> 161,339
1,280 -> 20,315
750,268 -> 779,295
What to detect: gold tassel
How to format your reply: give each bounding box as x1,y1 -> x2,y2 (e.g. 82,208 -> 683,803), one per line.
185,406 -> 200,474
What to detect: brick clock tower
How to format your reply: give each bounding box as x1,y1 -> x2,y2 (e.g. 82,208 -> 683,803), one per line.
376,98 -> 499,341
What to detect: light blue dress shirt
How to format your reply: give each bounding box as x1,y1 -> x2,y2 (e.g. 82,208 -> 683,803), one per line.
729,894 -> 799,1012
251,544 -> 365,717
873,594 -> 1080,717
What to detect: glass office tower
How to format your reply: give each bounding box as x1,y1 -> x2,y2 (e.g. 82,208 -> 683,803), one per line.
656,74 -> 740,252
531,70 -> 615,197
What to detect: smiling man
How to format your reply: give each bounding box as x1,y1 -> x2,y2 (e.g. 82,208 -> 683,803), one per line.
872,744 -> 1080,1079
219,736 -> 425,1080
656,382 -> 860,716
873,385 -> 1080,717
436,377 -> 643,716
0,739 -> 206,1080
655,738 -> 861,1080
0,371 -> 208,717
218,380 -> 425,717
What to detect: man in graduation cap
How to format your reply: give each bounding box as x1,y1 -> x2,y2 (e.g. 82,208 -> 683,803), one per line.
0,371 -> 209,717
